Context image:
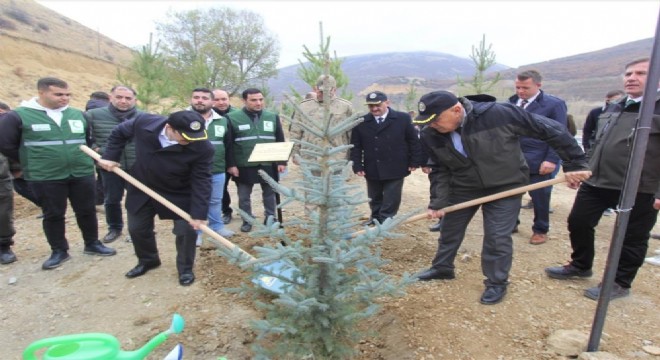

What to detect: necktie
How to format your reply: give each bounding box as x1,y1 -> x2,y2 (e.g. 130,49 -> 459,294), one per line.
519,99 -> 528,109
625,98 -> 637,107
377,116 -> 384,124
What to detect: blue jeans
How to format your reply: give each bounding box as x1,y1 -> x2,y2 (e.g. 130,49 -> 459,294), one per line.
101,170 -> 126,231
206,173 -> 227,233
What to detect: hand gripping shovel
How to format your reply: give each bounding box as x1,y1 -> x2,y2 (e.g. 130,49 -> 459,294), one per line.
350,175 -> 567,238
80,145 -> 291,294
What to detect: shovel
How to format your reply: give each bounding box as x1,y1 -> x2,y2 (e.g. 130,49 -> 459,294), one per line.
80,145 -> 291,294
350,175 -> 567,238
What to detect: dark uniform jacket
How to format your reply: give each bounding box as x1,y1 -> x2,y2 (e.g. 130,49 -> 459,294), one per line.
350,108 -> 423,180
102,115 -> 214,220
422,96 -> 588,210
588,93 -> 660,197
508,90 -> 567,174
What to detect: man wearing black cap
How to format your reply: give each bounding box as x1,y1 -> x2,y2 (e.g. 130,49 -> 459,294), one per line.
350,91 -> 423,225
414,90 -> 591,304
98,110 -> 214,286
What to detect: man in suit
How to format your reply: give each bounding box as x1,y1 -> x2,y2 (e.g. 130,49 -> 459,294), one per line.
350,91 -> 423,225
508,70 -> 568,245
98,111 -> 214,286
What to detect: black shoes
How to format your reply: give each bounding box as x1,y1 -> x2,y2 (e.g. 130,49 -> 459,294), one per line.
545,263 -> 593,280
416,268 -> 456,281
84,241 -> 117,256
42,250 -> 71,270
102,229 -> 122,243
125,261 -> 161,278
480,286 -> 507,305
0,246 -> 17,265
179,272 -> 195,286
584,282 -> 630,301
240,222 -> 252,233
222,213 -> 232,224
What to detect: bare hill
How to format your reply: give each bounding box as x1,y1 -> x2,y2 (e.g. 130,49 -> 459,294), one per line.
0,0 -> 134,108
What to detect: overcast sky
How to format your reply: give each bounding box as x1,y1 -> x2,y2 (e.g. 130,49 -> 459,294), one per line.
37,1 -> 660,69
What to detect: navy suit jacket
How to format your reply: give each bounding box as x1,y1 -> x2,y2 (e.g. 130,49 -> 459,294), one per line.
102,115 -> 214,220
509,91 -> 567,174
350,108 -> 423,180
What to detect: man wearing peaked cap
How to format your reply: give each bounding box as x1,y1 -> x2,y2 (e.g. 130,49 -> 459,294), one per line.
414,90 -> 591,305
98,109 -> 214,286
350,90 -> 424,226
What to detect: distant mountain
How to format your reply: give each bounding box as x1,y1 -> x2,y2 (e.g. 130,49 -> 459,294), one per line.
268,38 -> 655,105
268,51 -> 509,100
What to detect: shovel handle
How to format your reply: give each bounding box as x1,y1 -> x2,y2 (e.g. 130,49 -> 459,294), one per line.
80,145 -> 256,261
351,175 -> 566,238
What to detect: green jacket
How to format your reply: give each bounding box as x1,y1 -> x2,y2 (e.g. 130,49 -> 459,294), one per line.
15,106 -> 93,181
228,110 -> 278,167
86,106 -> 138,170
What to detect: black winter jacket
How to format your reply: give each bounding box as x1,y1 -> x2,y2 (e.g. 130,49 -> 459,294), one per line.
422,96 -> 588,210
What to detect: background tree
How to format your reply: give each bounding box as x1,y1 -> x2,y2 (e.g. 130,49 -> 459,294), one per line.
155,7 -> 279,98
404,83 -> 419,113
457,34 -> 501,95
117,33 -> 177,113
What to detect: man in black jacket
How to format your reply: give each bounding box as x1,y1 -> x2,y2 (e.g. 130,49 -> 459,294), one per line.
350,91 -> 423,225
414,91 -> 591,305
98,111 -> 214,286
87,85 -> 141,243
545,57 -> 660,300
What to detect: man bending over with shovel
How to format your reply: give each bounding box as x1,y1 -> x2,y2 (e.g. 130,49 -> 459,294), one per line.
413,91 -> 591,305
97,110 -> 214,286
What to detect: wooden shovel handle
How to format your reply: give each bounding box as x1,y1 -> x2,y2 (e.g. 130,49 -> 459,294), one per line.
80,145 -> 256,260
351,175 -> 566,238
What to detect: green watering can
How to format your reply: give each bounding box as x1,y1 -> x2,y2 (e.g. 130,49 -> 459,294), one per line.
22,313 -> 185,360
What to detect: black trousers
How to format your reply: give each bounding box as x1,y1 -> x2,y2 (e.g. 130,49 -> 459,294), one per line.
127,200 -> 197,275
0,180 -> 15,247
568,184 -> 658,288
30,175 -> 99,251
365,177 -> 405,223
222,172 -> 232,215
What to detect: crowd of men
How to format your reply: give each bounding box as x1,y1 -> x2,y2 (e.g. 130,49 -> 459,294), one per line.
0,57 -> 658,304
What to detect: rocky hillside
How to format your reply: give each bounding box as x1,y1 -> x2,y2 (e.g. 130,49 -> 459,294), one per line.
0,0 -> 134,109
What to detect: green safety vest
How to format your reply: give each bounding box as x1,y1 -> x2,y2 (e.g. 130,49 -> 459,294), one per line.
15,107 -> 94,181
229,110 -> 278,167
207,115 -> 230,173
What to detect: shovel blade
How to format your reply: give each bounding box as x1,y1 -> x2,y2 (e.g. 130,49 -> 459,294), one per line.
252,260 -> 298,294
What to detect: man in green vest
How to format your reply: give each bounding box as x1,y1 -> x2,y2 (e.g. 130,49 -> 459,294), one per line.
212,88 -> 239,225
87,85 -> 140,244
0,77 -> 117,270
226,88 -> 287,233
188,87 -> 235,244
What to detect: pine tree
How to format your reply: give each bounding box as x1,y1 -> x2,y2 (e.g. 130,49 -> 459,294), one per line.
457,34 -> 501,95
213,29 -> 416,360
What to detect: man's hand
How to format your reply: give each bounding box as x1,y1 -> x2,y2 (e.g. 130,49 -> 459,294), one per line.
564,170 -> 592,189
539,161 -> 557,175
278,165 -> 287,173
408,166 -> 419,172
653,198 -> 660,210
421,167 -> 432,174
427,208 -> 445,219
96,159 -> 120,172
228,166 -> 239,177
189,219 -> 207,230
355,170 -> 365,177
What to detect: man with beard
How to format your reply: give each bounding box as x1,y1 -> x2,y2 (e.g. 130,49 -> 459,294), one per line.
0,77 -> 116,270
212,88 -> 239,225
226,88 -> 287,233
87,85 -> 142,243
188,88 -> 235,244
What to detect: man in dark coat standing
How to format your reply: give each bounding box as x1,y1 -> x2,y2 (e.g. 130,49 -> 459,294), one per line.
508,70 -> 568,245
350,91 -> 423,225
98,111 -> 214,286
